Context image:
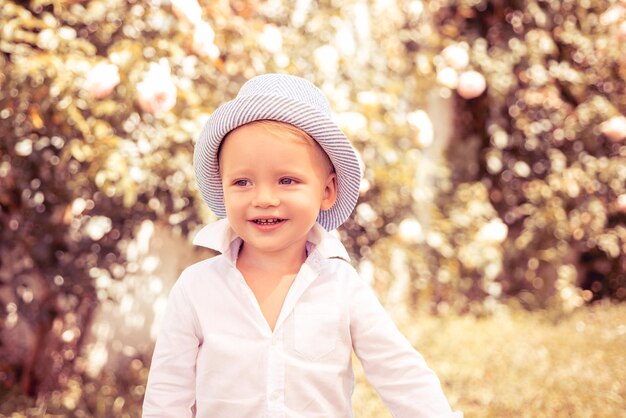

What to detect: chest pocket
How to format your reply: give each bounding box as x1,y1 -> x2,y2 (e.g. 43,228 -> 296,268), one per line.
293,304 -> 339,360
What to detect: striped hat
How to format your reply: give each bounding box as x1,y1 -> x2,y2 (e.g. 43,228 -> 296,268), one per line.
194,73 -> 362,231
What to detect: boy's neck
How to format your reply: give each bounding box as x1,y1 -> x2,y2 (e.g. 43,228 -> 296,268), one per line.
237,242 -> 307,275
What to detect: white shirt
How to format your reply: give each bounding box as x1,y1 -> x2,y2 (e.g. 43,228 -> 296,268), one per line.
143,219 -> 462,418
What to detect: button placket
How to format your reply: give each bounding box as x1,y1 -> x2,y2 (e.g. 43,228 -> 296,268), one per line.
266,328 -> 285,417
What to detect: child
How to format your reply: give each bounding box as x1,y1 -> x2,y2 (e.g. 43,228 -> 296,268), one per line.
143,74 -> 462,417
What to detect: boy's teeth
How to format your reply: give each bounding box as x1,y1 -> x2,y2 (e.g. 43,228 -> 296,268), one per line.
255,219 -> 281,224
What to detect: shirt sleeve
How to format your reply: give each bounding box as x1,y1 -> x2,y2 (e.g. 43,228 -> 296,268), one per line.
143,275 -> 202,418
349,276 -> 462,418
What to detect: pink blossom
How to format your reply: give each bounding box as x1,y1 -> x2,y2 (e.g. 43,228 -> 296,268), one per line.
407,110 -> 434,147
619,21 -> 626,40
258,25 -> 283,54
600,115 -> 626,142
477,219 -> 508,244
457,70 -> 487,99
617,194 -> 626,213
600,6 -> 624,25
171,0 -> 202,26
398,218 -> 424,244
442,44 -> 469,70
85,62 -> 120,99
136,60 -> 177,114
193,21 -> 220,59
436,67 -> 458,89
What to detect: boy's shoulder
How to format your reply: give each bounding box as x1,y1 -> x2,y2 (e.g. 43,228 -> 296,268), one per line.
177,253 -> 230,284
314,254 -> 362,283
320,255 -> 356,271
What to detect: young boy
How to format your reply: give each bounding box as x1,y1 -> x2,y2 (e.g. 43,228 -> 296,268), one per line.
143,74 -> 462,417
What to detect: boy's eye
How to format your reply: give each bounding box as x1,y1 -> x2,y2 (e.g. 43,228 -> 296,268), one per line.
233,179 -> 250,186
279,178 -> 296,185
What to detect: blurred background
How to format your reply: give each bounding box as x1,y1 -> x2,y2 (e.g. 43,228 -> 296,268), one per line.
1,0 -> 625,416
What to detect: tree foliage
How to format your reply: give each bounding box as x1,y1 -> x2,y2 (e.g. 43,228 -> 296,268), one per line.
0,0 -> 624,413
432,0 -> 626,309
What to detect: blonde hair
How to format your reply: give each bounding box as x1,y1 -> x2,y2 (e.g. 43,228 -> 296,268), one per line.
218,120 -> 335,174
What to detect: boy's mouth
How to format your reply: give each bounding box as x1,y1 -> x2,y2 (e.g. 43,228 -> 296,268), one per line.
251,218 -> 285,225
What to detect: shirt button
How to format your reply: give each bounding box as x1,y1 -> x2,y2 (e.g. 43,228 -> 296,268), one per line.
270,391 -> 281,401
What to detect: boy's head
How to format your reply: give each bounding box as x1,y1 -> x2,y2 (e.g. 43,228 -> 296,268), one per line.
194,73 -> 362,231
218,120 -> 339,251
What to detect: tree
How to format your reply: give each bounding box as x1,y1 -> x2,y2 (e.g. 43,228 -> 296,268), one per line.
433,0 -> 626,308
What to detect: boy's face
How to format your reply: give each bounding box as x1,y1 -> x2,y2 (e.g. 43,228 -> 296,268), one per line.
219,122 -> 337,256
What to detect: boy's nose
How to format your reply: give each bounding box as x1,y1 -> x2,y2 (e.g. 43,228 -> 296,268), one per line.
252,185 -> 280,208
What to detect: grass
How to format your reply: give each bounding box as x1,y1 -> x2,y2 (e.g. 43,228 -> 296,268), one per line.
352,302 -> 626,418
2,303 -> 625,417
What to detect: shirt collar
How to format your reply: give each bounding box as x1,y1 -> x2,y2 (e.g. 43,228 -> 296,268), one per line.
192,218 -> 350,262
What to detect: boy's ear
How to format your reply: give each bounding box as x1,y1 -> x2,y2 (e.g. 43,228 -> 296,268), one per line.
320,173 -> 338,211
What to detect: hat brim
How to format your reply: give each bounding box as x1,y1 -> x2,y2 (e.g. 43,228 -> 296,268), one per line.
194,94 -> 362,231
